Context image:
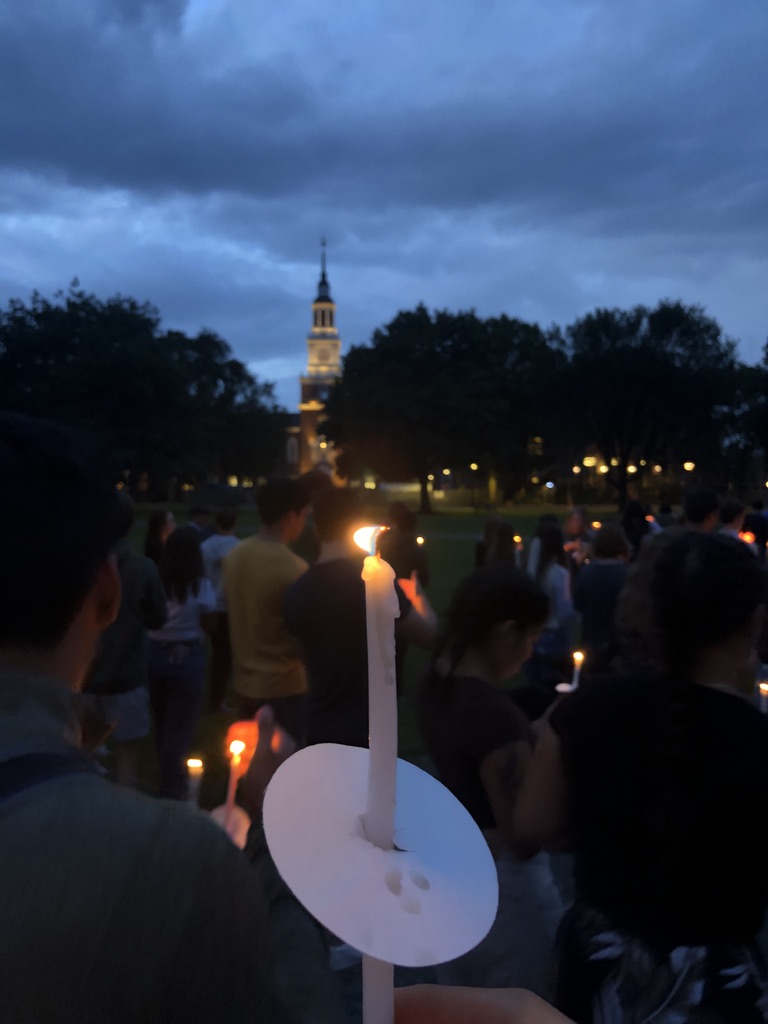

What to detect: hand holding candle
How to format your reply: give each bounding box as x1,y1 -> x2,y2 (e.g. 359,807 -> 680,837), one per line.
556,650 -> 585,694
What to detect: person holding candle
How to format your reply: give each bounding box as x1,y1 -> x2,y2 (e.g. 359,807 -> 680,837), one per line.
572,522 -> 630,677
418,563 -> 564,998
523,523 -> 574,696
512,530 -> 768,1023
285,487 -> 437,748
147,526 -> 217,799
223,477 -> 311,744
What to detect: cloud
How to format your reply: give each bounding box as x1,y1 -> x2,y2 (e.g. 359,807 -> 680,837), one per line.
0,0 -> 765,410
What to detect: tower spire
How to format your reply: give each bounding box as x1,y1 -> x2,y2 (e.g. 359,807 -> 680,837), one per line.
316,237 -> 332,302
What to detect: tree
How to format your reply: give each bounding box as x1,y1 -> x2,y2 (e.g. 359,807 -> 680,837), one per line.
563,301 -> 740,506
324,305 -> 565,511
0,284 -> 285,496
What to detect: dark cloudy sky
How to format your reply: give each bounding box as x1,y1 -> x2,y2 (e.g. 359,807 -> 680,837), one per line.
1,0 -> 765,409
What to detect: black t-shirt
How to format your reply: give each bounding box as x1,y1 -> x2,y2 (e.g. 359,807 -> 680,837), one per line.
284,557 -> 410,748
418,674 -> 532,829
550,674 -> 768,947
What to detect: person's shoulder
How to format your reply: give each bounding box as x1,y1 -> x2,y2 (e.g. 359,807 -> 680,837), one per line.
550,673 -> 649,729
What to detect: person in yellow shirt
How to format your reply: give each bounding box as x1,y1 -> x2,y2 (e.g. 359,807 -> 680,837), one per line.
223,478 -> 311,745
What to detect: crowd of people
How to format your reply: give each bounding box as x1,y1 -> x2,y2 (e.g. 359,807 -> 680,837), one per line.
3,408 -> 768,1024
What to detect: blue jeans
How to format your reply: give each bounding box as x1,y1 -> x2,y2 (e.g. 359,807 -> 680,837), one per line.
148,639 -> 205,799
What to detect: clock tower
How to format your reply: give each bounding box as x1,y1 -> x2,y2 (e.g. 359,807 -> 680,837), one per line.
297,240 -> 342,473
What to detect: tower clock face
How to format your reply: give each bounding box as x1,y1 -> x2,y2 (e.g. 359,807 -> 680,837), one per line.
318,347 -> 330,362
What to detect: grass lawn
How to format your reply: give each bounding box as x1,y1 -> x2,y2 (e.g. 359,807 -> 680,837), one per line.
125,503 -> 616,803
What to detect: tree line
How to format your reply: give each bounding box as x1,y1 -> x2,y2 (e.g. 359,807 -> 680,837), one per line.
0,284 -> 287,499
324,301 -> 768,512
3,284 -> 766,511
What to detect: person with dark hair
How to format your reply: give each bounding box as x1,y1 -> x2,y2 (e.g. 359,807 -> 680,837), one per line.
525,514 -> 559,577
378,502 -> 431,696
285,487 -> 437,747
656,502 -> 677,528
147,527 -> 216,799
0,412 -> 336,1024
573,523 -> 629,675
84,492 -> 167,786
378,501 -> 431,587
201,505 -> 240,710
187,504 -> 214,540
619,499 -> 651,560
418,564 -> 563,996
291,466 -> 335,564
683,486 -> 721,532
512,531 -> 768,1022
144,508 -> 176,565
523,523 -> 574,692
485,523 -> 522,568
223,478 -> 311,743
719,496 -> 757,555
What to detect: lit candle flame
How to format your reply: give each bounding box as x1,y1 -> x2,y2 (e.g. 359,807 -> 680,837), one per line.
416,536 -> 425,546
740,531 -> 756,545
229,739 -> 246,758
573,651 -> 584,667
759,683 -> 768,697
591,521 -> 601,530
354,526 -> 385,555
186,758 -> 203,770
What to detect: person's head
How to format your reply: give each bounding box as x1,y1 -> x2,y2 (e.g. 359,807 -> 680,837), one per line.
113,491 -> 137,540
536,522 -> 566,575
159,526 -> 204,604
482,515 -> 503,547
435,563 -> 549,684
683,487 -> 721,532
144,509 -> 176,563
652,531 -> 766,683
719,496 -> 745,530
487,522 -> 517,564
189,505 -> 211,529
312,487 -> 363,544
298,466 -> 335,502
534,513 -> 558,536
387,502 -> 417,535
256,478 -> 310,540
563,508 -> 585,537
592,522 -> 631,560
0,413 -> 122,679
214,505 -> 238,533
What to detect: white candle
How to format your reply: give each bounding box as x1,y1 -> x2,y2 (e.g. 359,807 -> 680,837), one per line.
571,650 -> 584,690
187,757 -> 204,806
759,682 -> 768,714
354,526 -> 400,1024
224,740 -> 245,833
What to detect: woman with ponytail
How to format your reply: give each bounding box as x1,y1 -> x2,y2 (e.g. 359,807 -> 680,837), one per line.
418,563 -> 564,998
513,530 -> 768,1023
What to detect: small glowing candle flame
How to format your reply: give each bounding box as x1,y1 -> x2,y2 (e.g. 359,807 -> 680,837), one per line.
645,514 -> 656,523
186,757 -> 204,806
759,682 -> 768,697
229,739 -> 246,758
573,651 -> 584,667
591,521 -> 601,530
354,525 -> 385,555
740,531 -> 756,545
416,536 -> 425,546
